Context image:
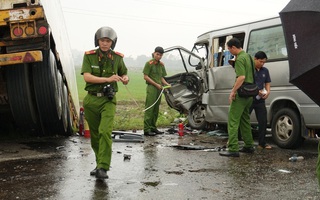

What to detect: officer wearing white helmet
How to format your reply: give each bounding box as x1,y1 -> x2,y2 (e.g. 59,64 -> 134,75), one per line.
81,26 -> 129,179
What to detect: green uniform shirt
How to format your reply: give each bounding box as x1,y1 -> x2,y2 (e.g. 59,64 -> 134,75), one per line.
143,58 -> 167,84
235,50 -> 254,83
81,48 -> 128,92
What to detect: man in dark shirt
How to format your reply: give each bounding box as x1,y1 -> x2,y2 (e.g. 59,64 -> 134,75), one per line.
250,51 -> 271,149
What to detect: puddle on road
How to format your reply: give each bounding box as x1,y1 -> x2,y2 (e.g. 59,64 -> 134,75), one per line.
20,139 -> 66,152
0,133 -> 319,199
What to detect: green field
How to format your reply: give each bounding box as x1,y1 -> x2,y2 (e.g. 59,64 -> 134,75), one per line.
76,68 -> 147,103
76,68 -> 180,130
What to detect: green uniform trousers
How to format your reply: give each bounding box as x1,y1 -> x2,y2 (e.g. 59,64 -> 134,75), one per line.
83,93 -> 116,171
228,95 -> 254,152
144,84 -> 161,132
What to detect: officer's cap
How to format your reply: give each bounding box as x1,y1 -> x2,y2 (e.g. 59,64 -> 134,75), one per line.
154,46 -> 164,54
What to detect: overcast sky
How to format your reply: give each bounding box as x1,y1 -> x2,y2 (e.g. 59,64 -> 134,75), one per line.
60,0 -> 291,58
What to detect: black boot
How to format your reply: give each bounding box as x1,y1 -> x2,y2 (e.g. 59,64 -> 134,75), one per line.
90,168 -> 97,176
95,168 -> 108,179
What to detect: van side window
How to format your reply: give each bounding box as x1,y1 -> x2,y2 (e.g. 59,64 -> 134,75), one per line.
247,26 -> 287,60
211,33 -> 245,67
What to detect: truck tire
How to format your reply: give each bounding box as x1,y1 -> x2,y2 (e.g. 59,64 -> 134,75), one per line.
53,71 -> 70,134
61,82 -> 73,135
32,50 -> 62,135
187,104 -> 207,129
271,108 -> 304,149
6,64 -> 39,130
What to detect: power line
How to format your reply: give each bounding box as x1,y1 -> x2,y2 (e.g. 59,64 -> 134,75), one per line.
62,7 -> 214,28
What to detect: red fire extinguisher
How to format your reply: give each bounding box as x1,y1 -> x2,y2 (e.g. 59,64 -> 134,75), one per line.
178,121 -> 184,136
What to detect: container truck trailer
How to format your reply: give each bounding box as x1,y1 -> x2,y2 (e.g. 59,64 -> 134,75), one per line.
0,0 -> 79,135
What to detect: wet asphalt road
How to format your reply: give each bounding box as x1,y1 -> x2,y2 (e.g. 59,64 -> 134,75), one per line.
0,130 -> 319,200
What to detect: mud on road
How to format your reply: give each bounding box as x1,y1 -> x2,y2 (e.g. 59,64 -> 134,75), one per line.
0,131 -> 319,200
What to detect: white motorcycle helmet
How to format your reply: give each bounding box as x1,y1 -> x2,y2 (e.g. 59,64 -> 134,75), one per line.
94,26 -> 117,49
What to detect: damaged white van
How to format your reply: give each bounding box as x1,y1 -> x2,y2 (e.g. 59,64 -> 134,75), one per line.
163,17 -> 320,149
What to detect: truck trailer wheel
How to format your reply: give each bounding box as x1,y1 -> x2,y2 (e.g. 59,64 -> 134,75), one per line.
32,50 -> 62,135
187,104 -> 207,129
6,64 -> 39,131
271,108 -> 304,149
60,81 -> 73,135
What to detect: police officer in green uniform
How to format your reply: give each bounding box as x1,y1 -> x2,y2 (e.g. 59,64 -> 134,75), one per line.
219,38 -> 254,157
143,46 -> 170,136
81,26 -> 129,179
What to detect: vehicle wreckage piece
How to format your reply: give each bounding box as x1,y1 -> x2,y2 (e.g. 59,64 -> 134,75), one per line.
112,131 -> 144,143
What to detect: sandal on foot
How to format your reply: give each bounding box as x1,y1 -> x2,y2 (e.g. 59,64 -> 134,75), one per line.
264,144 -> 272,149
257,144 -> 272,150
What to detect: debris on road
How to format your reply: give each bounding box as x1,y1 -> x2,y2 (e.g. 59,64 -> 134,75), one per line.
123,154 -> 131,161
112,131 -> 144,143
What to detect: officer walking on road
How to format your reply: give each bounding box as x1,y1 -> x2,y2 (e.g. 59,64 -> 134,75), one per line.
143,46 -> 170,136
81,26 -> 129,179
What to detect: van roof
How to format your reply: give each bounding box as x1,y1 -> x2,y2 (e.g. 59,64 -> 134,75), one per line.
197,16 -> 280,39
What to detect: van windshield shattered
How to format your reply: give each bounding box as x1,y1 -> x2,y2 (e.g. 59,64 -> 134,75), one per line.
163,46 -> 205,76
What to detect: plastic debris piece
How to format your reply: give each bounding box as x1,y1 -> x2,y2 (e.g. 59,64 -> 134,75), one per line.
56,146 -> 65,150
123,154 -> 131,161
207,130 -> 228,137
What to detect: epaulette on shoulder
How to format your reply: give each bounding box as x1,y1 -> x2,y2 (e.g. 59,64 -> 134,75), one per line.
85,50 -> 96,55
149,60 -> 154,65
114,51 -> 124,57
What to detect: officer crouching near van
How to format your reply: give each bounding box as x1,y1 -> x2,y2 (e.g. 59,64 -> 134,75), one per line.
81,26 -> 129,179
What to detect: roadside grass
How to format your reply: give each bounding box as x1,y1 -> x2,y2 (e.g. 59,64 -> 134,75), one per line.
76,68 -> 181,130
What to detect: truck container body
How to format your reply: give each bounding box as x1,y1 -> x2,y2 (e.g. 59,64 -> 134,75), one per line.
0,0 -> 79,135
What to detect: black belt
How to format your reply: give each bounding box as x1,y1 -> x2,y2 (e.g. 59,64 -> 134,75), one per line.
88,91 -> 105,97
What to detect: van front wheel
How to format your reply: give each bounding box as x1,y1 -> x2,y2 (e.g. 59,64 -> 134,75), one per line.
187,104 -> 207,130
271,108 -> 304,149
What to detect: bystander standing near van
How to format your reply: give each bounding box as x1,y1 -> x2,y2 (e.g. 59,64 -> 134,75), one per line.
250,51 -> 271,150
